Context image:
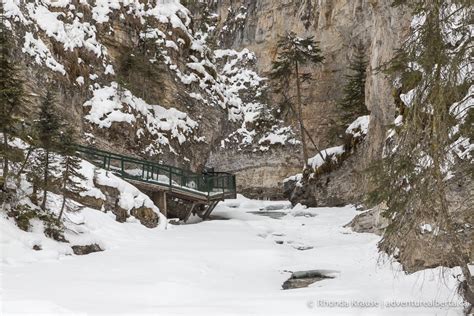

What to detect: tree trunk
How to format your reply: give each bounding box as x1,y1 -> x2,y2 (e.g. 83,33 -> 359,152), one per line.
58,195 -> 66,222
17,147 -> 33,175
41,149 -> 49,211
303,126 -> 328,164
285,102 -> 327,163
2,132 -> 8,191
294,60 -> 309,168
58,161 -> 69,221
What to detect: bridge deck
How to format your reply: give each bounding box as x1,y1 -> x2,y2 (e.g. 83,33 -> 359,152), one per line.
75,145 -> 237,203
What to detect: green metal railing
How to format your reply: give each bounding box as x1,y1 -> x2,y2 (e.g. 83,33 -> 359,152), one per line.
75,145 -> 236,201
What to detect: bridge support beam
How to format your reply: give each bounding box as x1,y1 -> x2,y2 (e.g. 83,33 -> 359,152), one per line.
152,191 -> 167,218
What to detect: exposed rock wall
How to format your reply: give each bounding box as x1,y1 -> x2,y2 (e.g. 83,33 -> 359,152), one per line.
207,146 -> 302,199
4,0 -> 411,202
208,0 -> 411,200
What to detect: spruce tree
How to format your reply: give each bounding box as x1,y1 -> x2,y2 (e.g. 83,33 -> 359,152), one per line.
32,90 -> 62,211
369,0 -> 473,309
270,32 -> 325,169
57,129 -> 85,221
339,43 -> 369,125
0,19 -> 24,190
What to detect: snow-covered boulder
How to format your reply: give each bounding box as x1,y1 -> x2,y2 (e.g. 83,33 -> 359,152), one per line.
78,161 -> 162,229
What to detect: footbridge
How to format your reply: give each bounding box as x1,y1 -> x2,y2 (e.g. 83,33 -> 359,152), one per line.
75,145 -> 236,221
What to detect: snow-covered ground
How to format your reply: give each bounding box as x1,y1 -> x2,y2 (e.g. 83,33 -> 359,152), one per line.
0,195 -> 468,315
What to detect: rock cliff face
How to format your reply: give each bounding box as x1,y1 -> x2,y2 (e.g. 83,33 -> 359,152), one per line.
4,0 -> 411,203
208,0 -> 411,201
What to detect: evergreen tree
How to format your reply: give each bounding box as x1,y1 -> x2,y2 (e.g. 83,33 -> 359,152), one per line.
339,43 -> 369,125
369,0 -> 473,309
57,129 -> 85,221
0,19 -> 24,190
32,90 -> 62,211
270,32 -> 325,169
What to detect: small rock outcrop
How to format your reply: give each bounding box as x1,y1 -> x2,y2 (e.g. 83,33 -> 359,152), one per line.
72,244 -> 103,256
345,204 -> 389,236
282,270 -> 336,290
130,207 -> 160,229
283,150 -> 365,207
96,185 -> 130,223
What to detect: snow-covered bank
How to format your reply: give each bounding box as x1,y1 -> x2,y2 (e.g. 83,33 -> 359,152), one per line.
0,196 -> 468,315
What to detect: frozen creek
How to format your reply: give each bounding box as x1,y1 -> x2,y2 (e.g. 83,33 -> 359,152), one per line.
0,195 -> 468,315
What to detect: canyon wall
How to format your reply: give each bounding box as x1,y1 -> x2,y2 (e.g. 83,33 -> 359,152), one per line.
207,0 -> 411,200
4,0 -> 411,202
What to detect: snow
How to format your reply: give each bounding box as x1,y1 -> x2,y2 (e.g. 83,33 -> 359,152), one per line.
420,223 -> 433,234
146,0 -> 191,33
258,127 -> 295,146
75,159 -> 164,215
83,83 -> 199,152
6,0 -> 293,152
283,144 -> 349,184
449,85 -> 473,163
0,216 -> 72,265
400,89 -> 416,107
91,0 -> 122,23
346,115 -> 370,137
27,4 -> 106,57
308,145 -> 346,169
450,85 -> 473,124
22,32 -> 66,75
283,173 -> 303,183
0,195 -> 468,315
104,64 -> 115,75
3,0 -> 27,27
94,166 -> 160,212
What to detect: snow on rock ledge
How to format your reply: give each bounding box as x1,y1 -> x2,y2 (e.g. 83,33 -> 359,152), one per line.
346,115 -> 370,138
83,83 -> 199,155
78,160 -> 165,229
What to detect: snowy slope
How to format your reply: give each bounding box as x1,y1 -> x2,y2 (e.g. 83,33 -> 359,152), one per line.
0,196 -> 468,315
4,0 -> 296,156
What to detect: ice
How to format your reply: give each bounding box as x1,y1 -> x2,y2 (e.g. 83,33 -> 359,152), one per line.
1,195 -> 468,315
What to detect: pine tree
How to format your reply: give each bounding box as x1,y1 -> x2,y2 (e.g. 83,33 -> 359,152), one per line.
270,32 -> 325,169
0,18 -> 24,190
368,0 -> 473,309
339,43 -> 369,125
57,129 -> 85,221
32,90 -> 62,211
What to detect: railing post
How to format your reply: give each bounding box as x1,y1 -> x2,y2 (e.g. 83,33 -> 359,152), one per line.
206,175 -> 210,200
169,166 -> 172,189
75,144 -> 237,199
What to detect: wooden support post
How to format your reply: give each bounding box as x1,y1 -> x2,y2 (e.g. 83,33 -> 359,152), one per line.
152,191 -> 167,218
183,203 -> 197,223
203,201 -> 219,220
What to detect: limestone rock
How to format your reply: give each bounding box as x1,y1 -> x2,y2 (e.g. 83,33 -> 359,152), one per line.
95,184 -> 130,223
130,206 -> 159,229
344,204 -> 389,236
68,193 -> 104,211
387,177 -> 474,273
283,148 -> 365,207
208,0 -> 411,199
72,244 -> 103,256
